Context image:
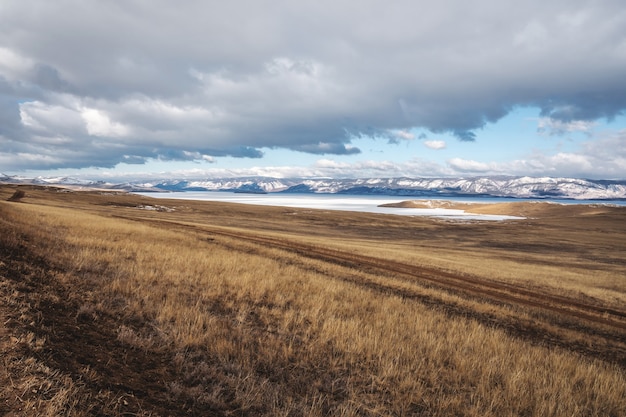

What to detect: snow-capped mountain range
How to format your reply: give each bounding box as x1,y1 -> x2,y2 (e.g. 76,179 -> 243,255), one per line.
2,173 -> 626,200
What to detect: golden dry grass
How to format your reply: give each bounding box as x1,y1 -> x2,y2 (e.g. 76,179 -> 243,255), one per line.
1,185 -> 625,416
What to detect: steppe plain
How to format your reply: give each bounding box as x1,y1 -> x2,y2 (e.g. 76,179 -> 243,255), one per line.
1,184 -> 625,416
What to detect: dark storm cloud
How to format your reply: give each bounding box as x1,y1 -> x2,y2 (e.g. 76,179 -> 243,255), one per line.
1,0 -> 625,170
0,95 -> 22,137
537,89 -> 626,122
30,64 -> 74,93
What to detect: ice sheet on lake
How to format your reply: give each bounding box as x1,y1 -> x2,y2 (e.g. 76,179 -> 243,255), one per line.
137,192 -> 524,221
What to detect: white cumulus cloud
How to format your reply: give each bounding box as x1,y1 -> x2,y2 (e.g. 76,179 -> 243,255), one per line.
81,108 -> 129,137
537,117 -> 596,136
424,140 -> 447,150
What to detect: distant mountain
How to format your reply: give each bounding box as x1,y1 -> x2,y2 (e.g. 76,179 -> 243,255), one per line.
31,176 -> 107,187
143,176 -> 626,200
0,173 -> 104,187
2,174 -> 626,200
0,173 -> 29,184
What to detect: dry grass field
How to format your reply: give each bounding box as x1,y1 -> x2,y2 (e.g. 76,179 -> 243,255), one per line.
1,184 -> 625,416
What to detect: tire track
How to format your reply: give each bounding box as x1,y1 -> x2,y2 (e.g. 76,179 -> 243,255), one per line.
116,215 -> 626,364
121,215 -> 626,331
212,229 -> 626,327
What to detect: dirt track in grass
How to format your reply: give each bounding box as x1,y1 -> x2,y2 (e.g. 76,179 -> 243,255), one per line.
114,214 -> 626,367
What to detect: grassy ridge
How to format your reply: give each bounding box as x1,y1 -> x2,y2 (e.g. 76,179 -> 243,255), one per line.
1,185 -> 625,416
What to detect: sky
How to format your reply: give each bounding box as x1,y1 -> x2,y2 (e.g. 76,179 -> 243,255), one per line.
1,0 -> 626,181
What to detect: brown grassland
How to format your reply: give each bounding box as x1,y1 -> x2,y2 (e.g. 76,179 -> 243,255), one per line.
0,184 -> 625,416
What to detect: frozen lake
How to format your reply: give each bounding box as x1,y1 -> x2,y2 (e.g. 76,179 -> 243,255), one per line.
137,191 -> 530,221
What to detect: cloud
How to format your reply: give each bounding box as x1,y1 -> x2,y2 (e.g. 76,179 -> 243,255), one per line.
387,129 -> 415,144
1,0 -> 625,171
447,158 -> 496,173
81,108 -> 129,137
0,47 -> 34,80
452,131 -> 477,142
310,158 -> 452,178
77,128 -> 626,180
314,159 -> 351,169
445,129 -> 626,178
290,142 -> 361,155
424,140 -> 447,150
537,117 -> 596,136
